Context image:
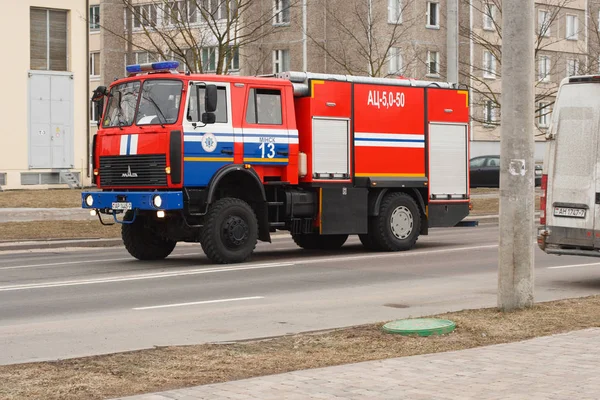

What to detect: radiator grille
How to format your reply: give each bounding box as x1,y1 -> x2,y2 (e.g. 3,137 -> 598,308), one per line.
99,154 -> 167,187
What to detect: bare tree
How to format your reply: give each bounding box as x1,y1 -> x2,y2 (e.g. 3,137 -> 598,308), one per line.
307,0 -> 419,77
99,0 -> 293,74
459,0 -> 586,136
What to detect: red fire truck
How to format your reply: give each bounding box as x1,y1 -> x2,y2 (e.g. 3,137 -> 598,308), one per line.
84,61 -> 470,264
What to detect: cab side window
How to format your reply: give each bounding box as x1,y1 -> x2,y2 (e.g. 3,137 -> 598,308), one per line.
187,86 -> 228,123
246,88 -> 283,125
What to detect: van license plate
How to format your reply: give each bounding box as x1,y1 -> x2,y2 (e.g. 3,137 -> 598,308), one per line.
112,202 -> 132,211
553,207 -> 586,218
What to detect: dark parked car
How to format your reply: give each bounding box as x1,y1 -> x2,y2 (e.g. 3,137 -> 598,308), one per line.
470,155 -> 542,188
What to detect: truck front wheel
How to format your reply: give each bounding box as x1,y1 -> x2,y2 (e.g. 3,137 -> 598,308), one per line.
201,198 -> 258,264
122,213 -> 177,260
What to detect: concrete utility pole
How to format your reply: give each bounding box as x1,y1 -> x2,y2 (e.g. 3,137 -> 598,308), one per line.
446,0 -> 459,84
498,0 -> 535,310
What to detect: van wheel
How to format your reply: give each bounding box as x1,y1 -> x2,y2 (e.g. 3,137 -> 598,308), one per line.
292,234 -> 348,250
370,192 -> 421,251
122,212 -> 176,260
201,198 -> 258,264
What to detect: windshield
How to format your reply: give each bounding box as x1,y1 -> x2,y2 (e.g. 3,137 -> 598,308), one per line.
137,80 -> 183,125
103,81 -> 140,128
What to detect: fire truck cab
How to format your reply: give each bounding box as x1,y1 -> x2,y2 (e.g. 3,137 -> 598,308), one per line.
84,61 -> 471,264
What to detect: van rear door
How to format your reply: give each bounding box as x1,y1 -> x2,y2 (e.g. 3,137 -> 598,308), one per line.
546,82 -> 600,247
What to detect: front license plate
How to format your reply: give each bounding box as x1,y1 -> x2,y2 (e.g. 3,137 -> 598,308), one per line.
553,207 -> 586,218
112,202 -> 132,211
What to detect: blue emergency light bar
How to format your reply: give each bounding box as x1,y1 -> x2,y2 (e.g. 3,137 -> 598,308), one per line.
125,61 -> 180,75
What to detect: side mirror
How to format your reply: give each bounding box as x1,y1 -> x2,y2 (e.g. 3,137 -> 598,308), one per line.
201,113 -> 216,124
92,85 -> 108,102
205,84 -> 218,113
94,100 -> 104,128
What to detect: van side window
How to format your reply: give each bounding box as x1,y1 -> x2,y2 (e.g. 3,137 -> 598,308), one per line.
246,88 -> 283,125
187,86 -> 228,123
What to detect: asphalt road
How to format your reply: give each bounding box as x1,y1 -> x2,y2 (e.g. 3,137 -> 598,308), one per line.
1,223 -> 600,366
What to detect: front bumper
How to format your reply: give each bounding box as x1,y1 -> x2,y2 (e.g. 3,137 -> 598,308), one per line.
81,191 -> 184,211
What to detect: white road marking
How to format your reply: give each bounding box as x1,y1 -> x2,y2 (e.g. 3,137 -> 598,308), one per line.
133,296 -> 264,310
0,262 -> 295,292
297,244 -> 499,266
548,262 -> 600,270
0,252 -> 203,271
0,244 -> 497,292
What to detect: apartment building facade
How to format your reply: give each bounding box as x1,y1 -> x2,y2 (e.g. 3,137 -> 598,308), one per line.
0,0 -> 89,189
89,0 -> 600,161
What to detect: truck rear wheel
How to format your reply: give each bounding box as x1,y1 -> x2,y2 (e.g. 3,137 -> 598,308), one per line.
369,192 -> 420,252
122,213 -> 176,260
292,233 -> 348,250
201,198 -> 258,264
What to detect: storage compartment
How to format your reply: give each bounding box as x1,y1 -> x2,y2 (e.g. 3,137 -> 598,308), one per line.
429,123 -> 468,199
312,117 -> 349,179
320,187 -> 368,234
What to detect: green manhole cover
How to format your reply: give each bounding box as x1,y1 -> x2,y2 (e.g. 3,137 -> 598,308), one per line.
382,318 -> 456,337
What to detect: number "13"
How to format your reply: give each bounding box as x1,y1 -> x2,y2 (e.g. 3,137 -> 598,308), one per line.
259,142 -> 275,158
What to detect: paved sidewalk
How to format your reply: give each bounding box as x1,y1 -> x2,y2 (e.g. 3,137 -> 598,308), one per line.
114,329 -> 600,400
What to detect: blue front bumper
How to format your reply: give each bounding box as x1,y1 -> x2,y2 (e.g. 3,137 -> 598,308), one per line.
81,191 -> 184,211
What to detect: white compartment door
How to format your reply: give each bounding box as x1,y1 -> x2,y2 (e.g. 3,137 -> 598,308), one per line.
312,117 -> 349,179
429,123 -> 468,198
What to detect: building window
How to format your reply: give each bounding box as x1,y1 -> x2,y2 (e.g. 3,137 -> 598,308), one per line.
566,14 -> 578,40
538,56 -> 551,82
132,4 -> 157,29
388,0 -> 402,24
227,47 -> 240,71
90,52 -> 100,78
133,51 -> 160,64
483,100 -> 497,125
90,99 -> 99,125
388,47 -> 403,75
30,8 -> 68,71
538,10 -> 550,37
482,3 -> 495,31
273,49 -> 290,73
426,2 -> 439,28
567,59 -> 579,77
90,5 -> 100,31
202,47 -> 217,72
538,102 -> 550,128
426,50 -> 439,76
274,0 -> 290,25
483,50 -> 496,79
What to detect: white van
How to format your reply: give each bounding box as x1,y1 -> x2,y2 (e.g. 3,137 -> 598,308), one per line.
538,75 -> 600,256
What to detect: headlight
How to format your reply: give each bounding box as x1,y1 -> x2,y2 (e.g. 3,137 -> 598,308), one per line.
85,195 -> 94,207
152,195 -> 163,208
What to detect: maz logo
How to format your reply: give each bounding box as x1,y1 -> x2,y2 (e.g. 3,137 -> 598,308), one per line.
121,166 -> 138,178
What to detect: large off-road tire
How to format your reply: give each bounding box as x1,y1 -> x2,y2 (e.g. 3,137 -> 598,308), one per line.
200,198 -> 258,264
122,213 -> 176,260
292,233 -> 348,250
369,192 -> 421,252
